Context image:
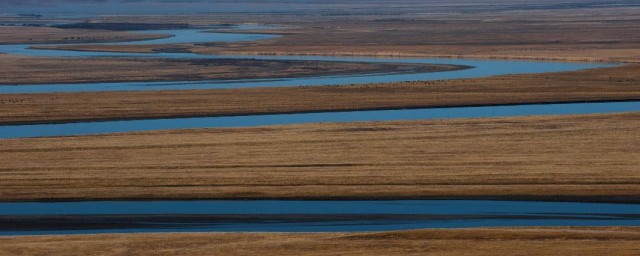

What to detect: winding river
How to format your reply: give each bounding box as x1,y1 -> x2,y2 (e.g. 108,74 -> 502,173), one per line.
0,25 -> 638,235
0,26 -> 637,139
0,30 -> 613,94
0,25 -> 618,95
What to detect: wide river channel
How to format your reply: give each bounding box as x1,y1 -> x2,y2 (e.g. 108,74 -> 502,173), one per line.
0,26 -> 637,139
2,200 -> 640,235
0,25 -> 638,235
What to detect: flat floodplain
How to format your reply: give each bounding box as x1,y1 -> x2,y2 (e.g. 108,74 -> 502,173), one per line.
0,55 -> 448,85
0,26 -> 166,44
1,64 -> 638,125
40,4 -> 640,63
1,1 -> 640,254
1,113 -> 638,202
2,228 -> 640,256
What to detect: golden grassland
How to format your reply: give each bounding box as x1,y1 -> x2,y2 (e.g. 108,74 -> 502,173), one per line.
0,54 -> 443,85
1,63 -> 638,125
1,113 -> 638,202
0,26 -> 166,44
1,3 -> 640,255
187,6 -> 640,63
0,3 -> 639,254
2,227 -> 640,256
26,6 -> 640,62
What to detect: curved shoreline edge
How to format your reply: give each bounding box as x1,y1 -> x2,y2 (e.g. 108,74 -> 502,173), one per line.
0,61 -> 470,86
0,98 -> 637,126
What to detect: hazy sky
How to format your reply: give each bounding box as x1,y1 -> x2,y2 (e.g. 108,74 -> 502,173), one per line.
6,1 -> 635,15
0,0 -> 371,15
2,0 -> 290,14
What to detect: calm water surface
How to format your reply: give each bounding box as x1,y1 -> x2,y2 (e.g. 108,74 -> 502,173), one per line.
1,200 -> 639,235
0,27 -> 638,236
0,28 -> 613,93
1,101 -> 638,139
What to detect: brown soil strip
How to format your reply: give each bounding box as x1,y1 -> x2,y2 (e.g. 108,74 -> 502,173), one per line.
0,55 -> 452,86
1,64 -> 638,125
0,113 -> 638,202
1,227 -> 640,255
29,6 -> 640,62
0,26 -> 167,45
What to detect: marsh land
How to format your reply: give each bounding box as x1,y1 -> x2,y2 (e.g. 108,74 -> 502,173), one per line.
1,113 -> 638,202
0,64 -> 638,125
0,55 -> 448,85
28,3 -> 640,63
1,0 -> 639,255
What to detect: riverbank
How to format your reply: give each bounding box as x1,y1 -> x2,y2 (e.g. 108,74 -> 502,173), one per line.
1,63 -> 638,125
0,26 -> 168,45
28,5 -> 640,63
2,227 -> 640,255
193,6 -> 640,63
1,112 -> 638,202
0,55 -> 452,85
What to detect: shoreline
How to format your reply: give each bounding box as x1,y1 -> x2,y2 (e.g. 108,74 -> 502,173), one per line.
2,227 -> 640,255
208,51 -> 635,64
27,44 -> 633,63
0,57 -> 460,86
0,99 -> 638,126
1,63 -> 638,126
0,62 -> 468,86
3,195 -> 640,204
1,113 -> 638,203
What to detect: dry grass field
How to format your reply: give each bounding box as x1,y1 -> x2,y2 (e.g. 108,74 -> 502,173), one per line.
29,3 -> 640,63
0,113 -> 638,202
1,2 -> 640,255
191,15 -> 640,63
1,63 -> 638,125
190,5 -> 640,63
0,55 -> 444,85
0,26 -> 166,44
2,227 -> 640,256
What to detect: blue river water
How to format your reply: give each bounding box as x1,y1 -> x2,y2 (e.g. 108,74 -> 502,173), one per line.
0,27 -> 637,138
1,200 -> 640,235
0,27 -> 634,139
0,26 -> 638,236
1,101 -> 638,139
0,28 -> 613,93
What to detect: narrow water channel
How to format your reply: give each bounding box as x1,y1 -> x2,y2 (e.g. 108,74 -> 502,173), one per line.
1,25 -> 638,237
0,28 -> 613,94
1,101 -> 638,139
2,200 -> 640,235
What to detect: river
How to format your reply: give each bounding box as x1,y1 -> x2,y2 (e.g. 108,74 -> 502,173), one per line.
0,25 -> 638,236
